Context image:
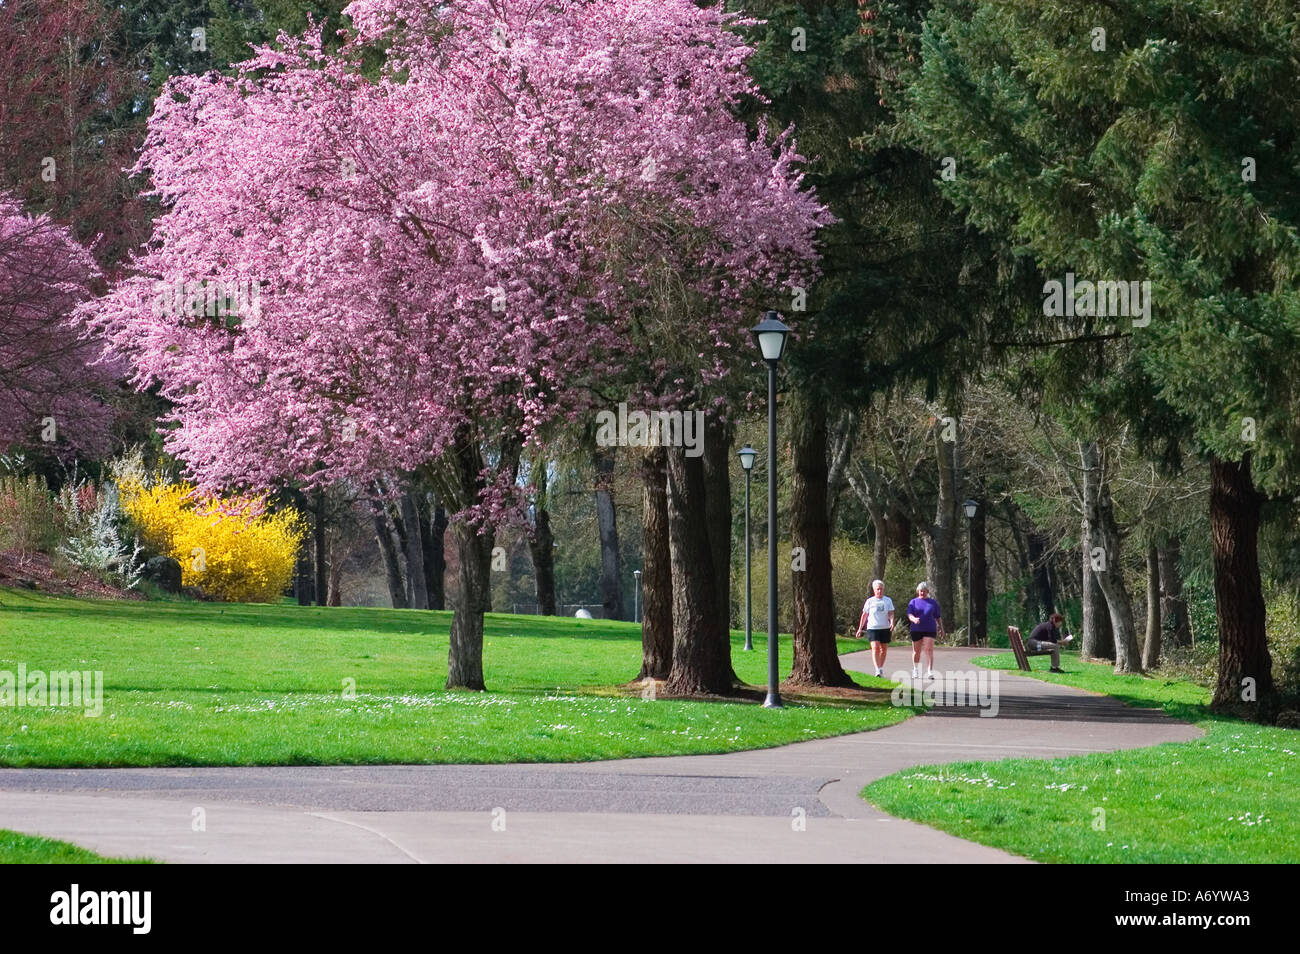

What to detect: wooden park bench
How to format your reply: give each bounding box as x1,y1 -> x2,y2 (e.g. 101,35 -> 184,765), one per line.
1007,625 -> 1052,672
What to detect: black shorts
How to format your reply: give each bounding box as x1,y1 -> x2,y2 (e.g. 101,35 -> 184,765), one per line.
867,628 -> 891,644
910,631 -> 937,642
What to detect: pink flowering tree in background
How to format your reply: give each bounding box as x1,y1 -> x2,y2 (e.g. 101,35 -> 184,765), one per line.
83,0 -> 828,690
0,190 -> 116,458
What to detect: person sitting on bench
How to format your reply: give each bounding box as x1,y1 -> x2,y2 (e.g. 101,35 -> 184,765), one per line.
1027,613 -> 1074,673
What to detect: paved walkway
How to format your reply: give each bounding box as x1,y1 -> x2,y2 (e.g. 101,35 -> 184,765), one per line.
0,647 -> 1201,863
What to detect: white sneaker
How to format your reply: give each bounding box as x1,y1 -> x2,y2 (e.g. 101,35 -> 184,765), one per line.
927,670 -> 937,680
874,667 -> 883,677
911,667 -> 919,678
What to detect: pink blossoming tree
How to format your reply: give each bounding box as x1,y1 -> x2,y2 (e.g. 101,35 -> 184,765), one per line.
0,190 -> 114,457
84,0 -> 828,689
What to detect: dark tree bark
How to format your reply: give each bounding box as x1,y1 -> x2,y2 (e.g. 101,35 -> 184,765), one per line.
1210,454 -> 1274,716
637,445 -> 673,681
1005,500 -> 1036,619
1081,519 -> 1115,660
970,495 -> 988,645
372,497 -> 407,609
789,393 -> 853,686
294,544 -> 313,606
825,409 -> 859,528
701,412 -> 734,635
313,490 -> 327,606
663,444 -> 736,696
1142,541 -> 1162,670
871,509 -> 888,582
1159,534 -> 1191,648
527,467 -> 557,616
327,538 -> 343,607
441,427 -> 519,691
400,490 -> 430,610
1081,440 -> 1142,672
448,519 -> 493,690
593,448 -> 624,621
886,514 -> 912,559
428,501 -> 449,613
1026,530 -> 1055,618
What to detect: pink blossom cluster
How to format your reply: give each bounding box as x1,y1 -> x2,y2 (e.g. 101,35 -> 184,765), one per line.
83,0 -> 830,509
0,191 -> 115,455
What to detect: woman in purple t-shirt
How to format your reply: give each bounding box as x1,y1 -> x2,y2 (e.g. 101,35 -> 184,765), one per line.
906,581 -> 943,679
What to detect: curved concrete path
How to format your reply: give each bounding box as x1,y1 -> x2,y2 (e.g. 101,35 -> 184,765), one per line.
0,647 -> 1201,863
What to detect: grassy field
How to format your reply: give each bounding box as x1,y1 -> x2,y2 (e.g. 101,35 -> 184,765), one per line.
0,829 -> 153,863
862,653 -> 1298,863
0,588 -> 907,766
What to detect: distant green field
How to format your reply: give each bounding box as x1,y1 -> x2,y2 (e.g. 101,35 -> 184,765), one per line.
863,653 -> 1298,863
0,829 -> 153,864
0,588 -> 907,766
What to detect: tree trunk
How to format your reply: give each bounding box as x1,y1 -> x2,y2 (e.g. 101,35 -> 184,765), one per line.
1159,534 -> 1191,648
295,544 -> 313,606
844,461 -> 886,580
313,490 -> 327,606
1142,541 -> 1162,670
637,445 -> 673,681
872,509 -> 888,582
825,409 -> 859,528
528,466 -> 557,616
372,499 -> 407,609
663,444 -> 736,696
1081,440 -> 1142,673
448,519 -> 493,691
970,495 -> 987,645
702,412 -> 734,635
327,538 -> 344,607
1209,454 -> 1273,716
400,490 -> 429,610
426,499 -> 448,611
1081,518 -> 1115,660
593,448 -> 624,621
438,427 -> 519,690
1005,500 -> 1035,619
886,514 -> 912,559
1026,530 -> 1054,617
789,393 -> 853,686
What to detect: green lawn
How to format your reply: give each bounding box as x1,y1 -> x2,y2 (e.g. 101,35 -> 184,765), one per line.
0,588 -> 906,766
862,653 -> 1298,863
0,829 -> 154,864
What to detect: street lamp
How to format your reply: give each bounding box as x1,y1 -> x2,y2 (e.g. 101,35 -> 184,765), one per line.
751,311 -> 790,708
633,569 -> 642,625
737,445 -> 756,651
964,498 -> 978,646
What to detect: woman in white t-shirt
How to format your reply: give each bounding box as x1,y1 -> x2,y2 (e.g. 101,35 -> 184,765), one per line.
854,579 -> 895,677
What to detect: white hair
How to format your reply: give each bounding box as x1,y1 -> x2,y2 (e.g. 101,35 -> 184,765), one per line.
917,581 -> 930,592
871,579 -> 884,590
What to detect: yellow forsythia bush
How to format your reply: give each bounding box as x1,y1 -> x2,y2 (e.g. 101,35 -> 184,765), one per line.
118,477 -> 306,603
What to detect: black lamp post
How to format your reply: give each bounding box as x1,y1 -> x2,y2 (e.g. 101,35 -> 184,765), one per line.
737,445 -> 756,651
964,498 -> 978,646
751,311 -> 790,708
